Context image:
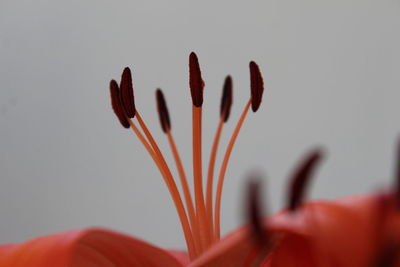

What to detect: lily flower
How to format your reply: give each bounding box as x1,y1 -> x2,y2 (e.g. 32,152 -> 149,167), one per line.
0,52 -> 271,266
1,52 -> 398,267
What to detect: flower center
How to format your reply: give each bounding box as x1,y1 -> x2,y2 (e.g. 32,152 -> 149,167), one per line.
109,52 -> 264,260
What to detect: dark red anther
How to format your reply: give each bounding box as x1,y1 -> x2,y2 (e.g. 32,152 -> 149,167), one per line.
249,61 -> 264,112
120,67 -> 136,118
396,137 -> 400,208
287,149 -> 324,211
372,239 -> 400,267
109,80 -> 130,129
189,52 -> 204,107
156,89 -> 171,133
247,178 -> 268,245
220,76 -> 233,122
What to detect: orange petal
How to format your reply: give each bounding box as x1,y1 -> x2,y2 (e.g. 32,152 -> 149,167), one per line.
190,200 -> 326,267
0,228 -> 184,267
168,250 -> 190,265
189,223 -> 256,267
268,194 -> 400,267
191,194 -> 400,267
268,201 -> 374,267
265,233 -> 316,267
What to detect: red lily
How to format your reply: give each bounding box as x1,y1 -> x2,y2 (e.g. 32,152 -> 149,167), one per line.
0,53 -> 270,266
1,52 -> 399,267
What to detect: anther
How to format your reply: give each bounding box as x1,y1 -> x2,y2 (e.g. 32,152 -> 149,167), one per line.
247,177 -> 268,245
287,149 -> 324,211
120,67 -> 136,118
373,239 -> 400,267
249,61 -> 264,112
109,80 -> 130,129
156,89 -> 171,133
396,137 -> 400,208
220,76 -> 233,122
189,52 -> 204,107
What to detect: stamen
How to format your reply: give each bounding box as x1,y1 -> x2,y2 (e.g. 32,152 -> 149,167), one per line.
246,178 -> 268,244
167,130 -> 201,251
214,62 -> 265,239
135,111 -> 206,255
243,177 -> 273,267
372,239 -> 400,267
189,52 -> 204,107
156,89 -> 171,133
287,149 -> 324,211
110,55 -> 266,259
155,88 -> 199,250
193,106 -> 212,248
396,137 -> 400,208
206,76 -> 233,240
113,68 -> 198,257
249,61 -> 264,112
370,194 -> 399,267
214,100 -> 251,239
205,119 -> 223,240
109,80 -> 130,129
190,52 -> 212,248
120,67 -> 136,118
126,119 -> 197,259
220,76 -> 233,122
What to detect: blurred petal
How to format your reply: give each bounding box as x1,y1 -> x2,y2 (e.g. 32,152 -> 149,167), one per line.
268,194 -> 400,267
189,224 -> 256,267
190,213 -> 318,267
192,194 -> 400,267
267,201 -> 372,267
0,228 -> 183,267
168,250 -> 190,265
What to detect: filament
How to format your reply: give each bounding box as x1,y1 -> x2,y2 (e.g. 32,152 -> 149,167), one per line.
192,106 -> 212,250
127,119 -> 197,258
166,130 -> 201,250
205,118 -> 224,241
214,100 -> 251,239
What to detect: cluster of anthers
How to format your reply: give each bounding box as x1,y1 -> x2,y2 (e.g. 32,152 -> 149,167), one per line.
109,52 -> 265,260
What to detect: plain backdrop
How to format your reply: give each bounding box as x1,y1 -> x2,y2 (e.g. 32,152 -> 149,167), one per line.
1,0 -> 399,250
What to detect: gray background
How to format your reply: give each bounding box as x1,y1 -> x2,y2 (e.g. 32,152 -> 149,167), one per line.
1,0 -> 399,250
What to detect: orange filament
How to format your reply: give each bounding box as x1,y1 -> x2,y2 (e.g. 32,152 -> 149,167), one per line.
126,119 -> 197,259
205,118 -> 224,241
214,99 -> 252,239
192,106 -> 212,250
166,130 -> 201,250
110,56 -> 265,261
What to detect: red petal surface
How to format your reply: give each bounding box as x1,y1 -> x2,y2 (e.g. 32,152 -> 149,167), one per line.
0,228 -> 183,267
192,194 -> 400,267
0,195 -> 398,267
